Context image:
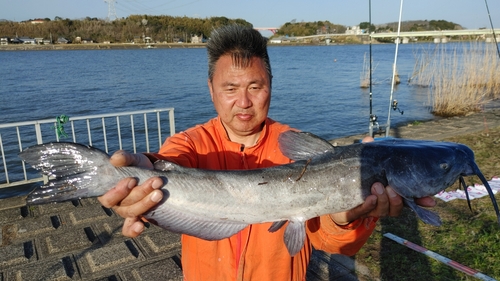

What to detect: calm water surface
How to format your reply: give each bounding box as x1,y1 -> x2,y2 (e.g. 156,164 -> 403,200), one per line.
0,44 -> 436,141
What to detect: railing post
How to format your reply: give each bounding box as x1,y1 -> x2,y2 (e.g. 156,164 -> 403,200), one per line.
169,108 -> 176,136
35,122 -> 43,144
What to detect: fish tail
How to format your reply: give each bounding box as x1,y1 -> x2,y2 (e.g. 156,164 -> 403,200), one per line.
19,142 -> 116,204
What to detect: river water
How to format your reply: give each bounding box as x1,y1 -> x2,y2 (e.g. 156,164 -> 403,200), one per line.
0,43 -> 438,141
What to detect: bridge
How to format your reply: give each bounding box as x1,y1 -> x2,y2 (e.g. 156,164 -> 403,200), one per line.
254,27 -> 279,34
270,29 -> 500,43
370,28 -> 500,39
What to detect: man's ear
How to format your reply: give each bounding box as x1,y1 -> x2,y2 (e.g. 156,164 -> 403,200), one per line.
207,79 -> 214,102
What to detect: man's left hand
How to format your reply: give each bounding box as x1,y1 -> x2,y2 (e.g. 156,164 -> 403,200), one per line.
329,182 -> 436,225
329,136 -> 437,226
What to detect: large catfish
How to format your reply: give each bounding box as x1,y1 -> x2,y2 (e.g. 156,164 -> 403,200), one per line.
18,131 -> 500,256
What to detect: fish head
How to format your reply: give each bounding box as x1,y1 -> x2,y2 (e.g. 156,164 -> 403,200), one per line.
378,141 -> 475,198
374,139 -> 500,227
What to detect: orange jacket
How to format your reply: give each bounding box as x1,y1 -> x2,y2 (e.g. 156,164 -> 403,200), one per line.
146,117 -> 377,281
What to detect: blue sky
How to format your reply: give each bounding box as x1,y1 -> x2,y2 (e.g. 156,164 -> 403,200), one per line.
1,0 -> 499,32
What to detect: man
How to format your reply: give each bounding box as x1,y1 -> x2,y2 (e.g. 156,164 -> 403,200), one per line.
98,25 -> 435,280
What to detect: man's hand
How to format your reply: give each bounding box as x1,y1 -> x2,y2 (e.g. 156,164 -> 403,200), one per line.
329,136 -> 437,226
329,182 -> 436,226
97,150 -> 163,237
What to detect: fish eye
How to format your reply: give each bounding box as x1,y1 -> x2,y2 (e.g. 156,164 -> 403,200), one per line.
439,163 -> 449,170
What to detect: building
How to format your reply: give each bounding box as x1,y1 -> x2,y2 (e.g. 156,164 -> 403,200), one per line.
18,36 -> 36,44
57,37 -> 71,44
345,26 -> 365,35
133,36 -> 142,44
0,37 -> 9,45
31,19 -> 45,24
191,34 -> 204,44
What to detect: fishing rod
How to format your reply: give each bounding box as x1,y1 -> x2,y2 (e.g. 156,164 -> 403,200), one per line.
368,0 -> 404,138
484,0 -> 500,59
384,233 -> 497,281
385,0 -> 404,137
368,0 -> 376,137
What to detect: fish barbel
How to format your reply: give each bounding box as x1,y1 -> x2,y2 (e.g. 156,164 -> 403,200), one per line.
18,131 -> 500,256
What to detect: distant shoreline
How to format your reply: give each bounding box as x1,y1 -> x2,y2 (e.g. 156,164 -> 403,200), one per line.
0,40 -> 377,51
0,43 -> 207,51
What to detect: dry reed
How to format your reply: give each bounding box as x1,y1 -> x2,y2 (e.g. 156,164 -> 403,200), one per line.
410,42 -> 500,116
360,52 -> 379,88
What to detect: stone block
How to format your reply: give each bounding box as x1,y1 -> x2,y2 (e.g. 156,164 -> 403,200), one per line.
32,200 -> 80,216
4,256 -> 79,281
120,257 -> 183,281
0,241 -> 36,269
0,206 -> 26,224
134,230 -> 181,259
36,227 -> 100,258
2,215 -> 60,244
61,205 -> 114,226
75,240 -> 145,276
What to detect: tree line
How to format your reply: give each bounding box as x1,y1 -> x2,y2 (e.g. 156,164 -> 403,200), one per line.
268,19 -> 461,37
0,15 -> 252,43
0,15 -> 462,44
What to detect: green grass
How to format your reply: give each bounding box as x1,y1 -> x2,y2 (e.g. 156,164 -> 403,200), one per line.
355,126 -> 500,280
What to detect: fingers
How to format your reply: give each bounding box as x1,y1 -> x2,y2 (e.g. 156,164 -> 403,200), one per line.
98,177 -> 137,208
98,177 -> 164,209
119,187 -> 164,219
385,186 -> 404,217
330,182 -> 405,225
97,176 -> 165,238
119,177 -> 164,208
110,150 -> 154,169
122,217 -> 146,238
109,150 -> 132,167
331,195 -> 377,225
415,196 -> 436,207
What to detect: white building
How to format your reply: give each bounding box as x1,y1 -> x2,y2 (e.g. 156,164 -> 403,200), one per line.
345,26 -> 365,35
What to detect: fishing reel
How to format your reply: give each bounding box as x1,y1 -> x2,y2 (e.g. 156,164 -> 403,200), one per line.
392,100 -> 404,115
370,114 -> 380,129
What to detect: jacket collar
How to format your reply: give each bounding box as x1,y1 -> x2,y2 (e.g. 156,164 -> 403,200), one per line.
214,116 -> 270,152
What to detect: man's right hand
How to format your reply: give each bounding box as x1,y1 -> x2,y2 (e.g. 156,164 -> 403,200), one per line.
97,150 -> 164,237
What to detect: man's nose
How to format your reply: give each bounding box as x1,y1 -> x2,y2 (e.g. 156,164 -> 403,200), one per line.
236,89 -> 252,108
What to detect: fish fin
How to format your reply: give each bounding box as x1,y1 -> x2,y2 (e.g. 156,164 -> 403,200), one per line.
19,142 -> 116,204
283,218 -> 306,256
145,201 -> 248,240
154,160 -> 181,171
27,182 -> 84,204
404,198 -> 442,226
278,131 -> 334,161
268,220 -> 288,232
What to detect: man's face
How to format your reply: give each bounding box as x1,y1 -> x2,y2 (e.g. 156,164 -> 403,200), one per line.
208,54 -> 271,141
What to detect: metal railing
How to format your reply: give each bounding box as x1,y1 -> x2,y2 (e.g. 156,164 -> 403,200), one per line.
0,108 -> 175,189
